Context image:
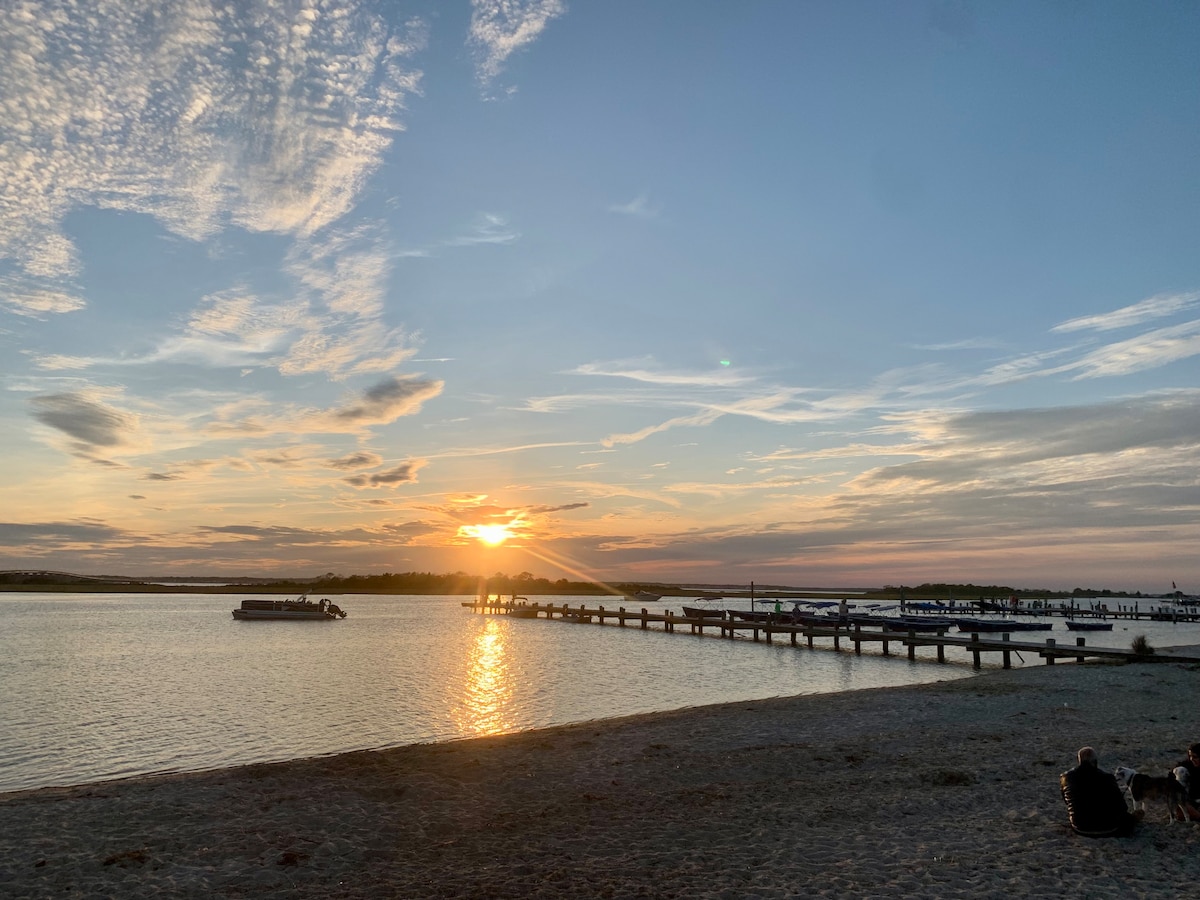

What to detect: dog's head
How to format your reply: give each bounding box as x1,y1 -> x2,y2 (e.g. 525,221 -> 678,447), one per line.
1114,765 -> 1137,787
1172,766 -> 1190,792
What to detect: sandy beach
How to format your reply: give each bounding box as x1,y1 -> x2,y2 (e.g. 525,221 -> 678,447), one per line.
3,661 -> 1200,898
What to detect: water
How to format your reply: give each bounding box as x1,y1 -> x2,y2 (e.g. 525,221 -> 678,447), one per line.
1,592 -> 1194,794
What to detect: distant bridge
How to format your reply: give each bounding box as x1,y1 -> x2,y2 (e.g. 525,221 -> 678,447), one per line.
0,570 -> 134,582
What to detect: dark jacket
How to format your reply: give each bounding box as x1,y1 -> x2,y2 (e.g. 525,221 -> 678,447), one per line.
1060,764 -> 1136,837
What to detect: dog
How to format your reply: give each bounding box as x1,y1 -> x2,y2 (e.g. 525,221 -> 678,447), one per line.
1114,765 -> 1191,823
1172,767 -> 1192,822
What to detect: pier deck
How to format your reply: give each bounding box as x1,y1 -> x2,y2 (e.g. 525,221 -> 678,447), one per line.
464,600 -> 1200,668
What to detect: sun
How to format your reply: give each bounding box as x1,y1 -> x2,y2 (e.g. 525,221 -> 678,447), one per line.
466,523 -> 512,546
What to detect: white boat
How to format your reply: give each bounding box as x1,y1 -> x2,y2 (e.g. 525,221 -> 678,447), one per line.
631,590 -> 662,603
231,595 -> 347,620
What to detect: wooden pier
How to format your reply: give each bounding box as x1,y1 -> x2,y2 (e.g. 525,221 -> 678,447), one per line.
464,599 -> 1200,669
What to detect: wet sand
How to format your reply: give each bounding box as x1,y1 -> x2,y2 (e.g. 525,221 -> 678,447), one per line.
3,661 -> 1199,898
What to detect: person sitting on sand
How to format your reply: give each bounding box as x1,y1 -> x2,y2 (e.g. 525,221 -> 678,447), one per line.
1174,742 -> 1200,820
1060,746 -> 1138,837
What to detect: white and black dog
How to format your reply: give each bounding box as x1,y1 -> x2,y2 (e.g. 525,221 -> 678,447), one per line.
1114,765 -> 1191,823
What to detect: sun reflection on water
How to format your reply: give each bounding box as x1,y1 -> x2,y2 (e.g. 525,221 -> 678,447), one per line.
455,618 -> 515,736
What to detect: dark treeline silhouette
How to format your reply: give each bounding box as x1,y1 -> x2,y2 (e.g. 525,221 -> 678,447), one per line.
289,571 -> 628,596
872,583 -> 1146,600
0,571 -> 1160,599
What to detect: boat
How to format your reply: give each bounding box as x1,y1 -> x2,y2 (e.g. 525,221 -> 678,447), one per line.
1065,620 -> 1114,631
955,618 -> 1052,633
882,617 -> 956,633
631,590 -> 662,603
727,609 -> 772,622
231,596 -> 346,620
793,612 -> 835,626
509,607 -> 540,619
682,605 -> 725,620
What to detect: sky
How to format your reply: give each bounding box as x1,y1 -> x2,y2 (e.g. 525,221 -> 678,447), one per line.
0,1 -> 1198,592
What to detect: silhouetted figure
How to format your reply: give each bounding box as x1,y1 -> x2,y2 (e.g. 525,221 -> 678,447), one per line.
1060,746 -> 1137,837
1174,742 -> 1200,820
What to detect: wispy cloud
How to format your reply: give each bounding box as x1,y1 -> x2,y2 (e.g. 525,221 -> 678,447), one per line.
279,228 -> 424,380
446,213 -> 520,247
601,409 -> 725,448
573,360 -> 755,387
913,337 -> 1006,352
0,280 -> 86,317
387,213 -> 519,259
1067,320 -> 1200,379
663,475 -> 815,498
608,193 -> 661,219
468,0 -> 565,89
972,347 -> 1073,387
1052,291 -> 1200,333
0,1 -> 426,309
426,440 -> 591,460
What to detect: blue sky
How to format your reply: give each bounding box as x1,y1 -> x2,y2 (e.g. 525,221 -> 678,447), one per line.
1,0 -> 1198,591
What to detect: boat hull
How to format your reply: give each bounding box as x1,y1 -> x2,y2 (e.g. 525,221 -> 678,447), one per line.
1065,621 -> 1113,631
956,618 -> 1052,632
882,618 -> 954,633
232,608 -> 340,620
728,609 -> 772,622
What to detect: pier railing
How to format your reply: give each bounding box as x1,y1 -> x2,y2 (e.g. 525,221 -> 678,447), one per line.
463,599 -> 1200,669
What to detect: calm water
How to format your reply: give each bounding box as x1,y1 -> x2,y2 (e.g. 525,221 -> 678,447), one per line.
1,592 -> 1194,794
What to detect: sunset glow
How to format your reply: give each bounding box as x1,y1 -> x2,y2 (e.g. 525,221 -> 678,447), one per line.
458,522 -> 516,547
454,619 -> 513,737
0,3 -> 1196,591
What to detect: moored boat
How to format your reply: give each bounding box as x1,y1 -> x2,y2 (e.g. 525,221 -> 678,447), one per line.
956,618 -> 1052,633
682,605 -> 725,620
882,617 -> 956,633
727,609 -> 772,622
1065,620 -> 1114,631
631,590 -> 662,603
232,596 -> 346,620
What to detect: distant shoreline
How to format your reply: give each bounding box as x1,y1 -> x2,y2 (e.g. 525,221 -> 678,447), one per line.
0,583 -> 1171,602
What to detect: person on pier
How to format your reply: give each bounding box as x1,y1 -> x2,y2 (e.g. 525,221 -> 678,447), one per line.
1060,746 -> 1138,837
